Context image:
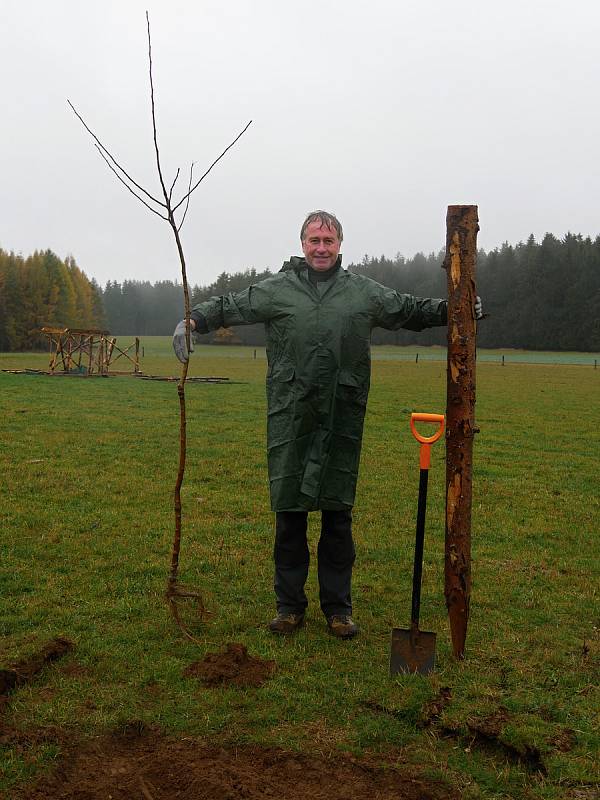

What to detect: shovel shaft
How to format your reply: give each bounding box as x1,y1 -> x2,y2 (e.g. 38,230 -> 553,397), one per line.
411,467 -> 429,627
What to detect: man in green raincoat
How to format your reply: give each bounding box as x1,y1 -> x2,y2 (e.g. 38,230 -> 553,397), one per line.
173,211 -> 476,639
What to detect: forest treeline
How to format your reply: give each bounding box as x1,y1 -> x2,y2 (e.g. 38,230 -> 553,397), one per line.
0,249 -> 105,351
99,232 -> 600,351
100,268 -> 273,337
2,233 -> 599,351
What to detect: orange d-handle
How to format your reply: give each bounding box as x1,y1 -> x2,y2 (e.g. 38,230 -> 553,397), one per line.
410,413 -> 445,470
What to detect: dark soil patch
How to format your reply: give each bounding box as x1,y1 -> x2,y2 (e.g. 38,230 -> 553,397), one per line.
358,699 -> 409,720
358,687 -> 453,728
58,661 -> 90,679
466,707 -> 510,739
0,638 -> 74,698
15,729 -> 460,800
464,707 -> 547,775
0,724 -> 67,753
439,707 -> 549,775
183,642 -> 275,688
547,727 -> 576,753
420,687 -> 453,727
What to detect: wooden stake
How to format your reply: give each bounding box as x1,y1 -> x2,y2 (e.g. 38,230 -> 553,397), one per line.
106,337 -> 117,372
65,335 -> 73,372
88,335 -> 94,374
443,205 -> 479,660
57,337 -> 66,372
97,337 -> 105,374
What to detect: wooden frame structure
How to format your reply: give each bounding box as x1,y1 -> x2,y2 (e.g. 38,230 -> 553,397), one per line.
39,327 -> 140,376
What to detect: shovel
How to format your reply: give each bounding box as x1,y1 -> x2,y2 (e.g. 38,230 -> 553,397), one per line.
390,412 -> 445,676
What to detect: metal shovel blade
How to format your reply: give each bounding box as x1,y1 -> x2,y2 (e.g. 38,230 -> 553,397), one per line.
390,626 -> 437,676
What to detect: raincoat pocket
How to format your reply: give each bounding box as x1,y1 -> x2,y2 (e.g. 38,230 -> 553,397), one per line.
266,364 -> 296,455
332,371 -> 368,445
266,364 -> 295,415
335,371 -> 368,407
322,371 -> 369,507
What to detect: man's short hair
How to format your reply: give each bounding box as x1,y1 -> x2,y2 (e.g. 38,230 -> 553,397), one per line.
300,210 -> 343,242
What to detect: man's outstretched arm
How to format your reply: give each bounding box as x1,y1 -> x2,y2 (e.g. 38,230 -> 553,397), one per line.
373,290 -> 482,332
172,279 -> 277,363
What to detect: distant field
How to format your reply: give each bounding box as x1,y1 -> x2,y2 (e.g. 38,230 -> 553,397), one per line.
3,337 -> 598,372
1,344 -> 598,799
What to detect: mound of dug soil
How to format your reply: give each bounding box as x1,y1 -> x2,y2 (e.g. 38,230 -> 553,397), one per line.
183,642 -> 275,688
17,730 -> 459,800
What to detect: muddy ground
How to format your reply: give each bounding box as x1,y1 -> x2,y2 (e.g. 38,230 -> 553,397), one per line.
11,641 -> 591,798
1,639 -> 460,799
9,727 -> 459,800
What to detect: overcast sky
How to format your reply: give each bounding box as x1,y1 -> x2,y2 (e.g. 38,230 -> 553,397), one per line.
2,0 -> 599,288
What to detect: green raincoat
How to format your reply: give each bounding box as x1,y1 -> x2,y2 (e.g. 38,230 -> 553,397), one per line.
192,257 -> 446,512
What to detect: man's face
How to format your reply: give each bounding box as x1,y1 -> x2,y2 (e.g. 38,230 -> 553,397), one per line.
301,220 -> 341,271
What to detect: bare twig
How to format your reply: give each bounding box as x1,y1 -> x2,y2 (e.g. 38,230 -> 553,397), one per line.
67,99 -> 166,209
177,162 -> 195,232
94,145 -> 169,221
145,11 -> 171,209
168,167 -> 181,205
172,119 -> 253,214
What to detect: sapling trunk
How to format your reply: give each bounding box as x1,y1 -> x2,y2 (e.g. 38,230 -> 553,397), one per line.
69,12 -> 251,640
164,218 -> 205,635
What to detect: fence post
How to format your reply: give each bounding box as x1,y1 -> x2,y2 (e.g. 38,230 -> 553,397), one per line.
443,204 -> 479,660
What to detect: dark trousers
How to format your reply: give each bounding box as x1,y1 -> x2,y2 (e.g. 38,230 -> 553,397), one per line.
274,510 -> 355,618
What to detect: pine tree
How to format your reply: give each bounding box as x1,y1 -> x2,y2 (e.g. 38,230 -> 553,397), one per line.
0,248 -> 107,350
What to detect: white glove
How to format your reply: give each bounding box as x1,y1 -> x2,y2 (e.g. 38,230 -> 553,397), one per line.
474,296 -> 483,320
172,319 -> 194,363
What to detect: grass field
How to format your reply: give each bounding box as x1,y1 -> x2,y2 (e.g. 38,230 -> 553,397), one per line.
1,341 -> 598,798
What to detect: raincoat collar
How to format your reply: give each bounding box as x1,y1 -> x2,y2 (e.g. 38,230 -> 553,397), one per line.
280,255 -> 343,273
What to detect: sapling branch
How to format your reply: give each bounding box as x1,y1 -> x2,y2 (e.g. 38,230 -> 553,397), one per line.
67,98 -> 166,209
168,168 -> 181,205
171,120 -> 253,215
146,12 -> 171,209
94,145 -> 169,221
178,163 -> 195,233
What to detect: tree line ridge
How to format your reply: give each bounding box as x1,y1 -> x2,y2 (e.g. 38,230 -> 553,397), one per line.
1,232 -> 599,352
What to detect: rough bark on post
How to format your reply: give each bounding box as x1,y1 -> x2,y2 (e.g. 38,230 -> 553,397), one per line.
444,204 -> 479,659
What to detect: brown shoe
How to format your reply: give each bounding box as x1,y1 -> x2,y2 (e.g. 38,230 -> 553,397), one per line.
268,612 -> 305,635
327,615 -> 359,639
